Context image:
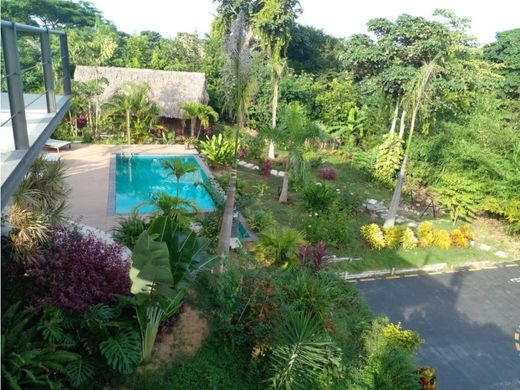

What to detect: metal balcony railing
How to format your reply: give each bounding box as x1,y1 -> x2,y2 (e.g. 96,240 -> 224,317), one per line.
1,20 -> 71,150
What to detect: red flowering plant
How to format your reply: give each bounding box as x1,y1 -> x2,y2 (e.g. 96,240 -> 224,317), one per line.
238,146 -> 247,159
25,227 -> 131,313
261,159 -> 272,178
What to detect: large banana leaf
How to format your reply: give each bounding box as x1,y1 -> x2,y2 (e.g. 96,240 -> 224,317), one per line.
130,230 -> 174,299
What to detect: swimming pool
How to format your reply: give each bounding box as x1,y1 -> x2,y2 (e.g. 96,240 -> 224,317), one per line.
114,154 -> 216,214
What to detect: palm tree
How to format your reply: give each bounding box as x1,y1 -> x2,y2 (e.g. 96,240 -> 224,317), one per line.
217,11 -> 256,258
384,59 -> 438,227
8,157 -> 69,261
277,102 -> 324,203
104,82 -> 159,144
162,159 -> 198,198
253,0 -> 301,159
137,192 -> 198,229
181,102 -> 219,139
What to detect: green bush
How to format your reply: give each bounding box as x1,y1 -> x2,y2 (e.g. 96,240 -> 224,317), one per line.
301,210 -> 350,247
113,211 -> 148,249
302,182 -> 337,213
199,134 -> 236,167
254,227 -> 305,267
241,133 -> 266,164
246,209 -> 276,232
303,150 -> 323,168
336,191 -> 363,215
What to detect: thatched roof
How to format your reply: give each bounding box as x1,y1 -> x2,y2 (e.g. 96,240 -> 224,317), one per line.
73,65 -> 209,119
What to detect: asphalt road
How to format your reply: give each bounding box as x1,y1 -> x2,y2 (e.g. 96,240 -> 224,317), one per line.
357,263 -> 520,390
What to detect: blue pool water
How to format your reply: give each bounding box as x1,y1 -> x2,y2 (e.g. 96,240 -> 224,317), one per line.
115,154 -> 216,214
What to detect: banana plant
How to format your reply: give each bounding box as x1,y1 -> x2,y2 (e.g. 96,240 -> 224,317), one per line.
130,216 -> 216,361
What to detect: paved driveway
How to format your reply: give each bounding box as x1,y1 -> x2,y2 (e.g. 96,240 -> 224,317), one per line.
357,263 -> 520,389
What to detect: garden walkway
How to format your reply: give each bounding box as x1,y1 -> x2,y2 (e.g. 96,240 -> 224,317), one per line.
52,143 -> 197,232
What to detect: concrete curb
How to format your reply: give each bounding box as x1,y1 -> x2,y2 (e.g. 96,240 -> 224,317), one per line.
340,260 -> 520,281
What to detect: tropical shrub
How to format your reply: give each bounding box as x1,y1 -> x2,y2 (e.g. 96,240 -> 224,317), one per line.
460,224 -> 473,241
246,209 -> 276,232
217,172 -> 245,195
374,134 -> 404,186
139,192 -> 198,228
304,151 -> 323,168
318,166 -> 338,180
199,133 -> 236,166
302,182 -> 337,213
1,303 -> 79,389
254,227 -> 305,267
301,210 -> 349,247
113,211 -> 148,249
350,149 -> 375,174
242,133 -> 265,164
433,173 -> 482,224
361,224 -> 386,250
450,229 -> 469,248
418,366 -> 437,390
261,159 -> 272,177
336,191 -> 364,215
432,229 -> 451,249
401,228 -> 418,250
269,312 -> 342,389
8,157 -> 69,261
383,225 -> 405,249
382,322 -> 422,354
481,197 -> 520,235
417,222 -> 434,248
253,182 -> 269,197
131,216 -> 216,361
25,227 -> 131,312
298,241 -> 327,272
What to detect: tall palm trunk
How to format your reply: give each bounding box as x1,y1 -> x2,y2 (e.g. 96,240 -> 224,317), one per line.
126,109 -> 131,145
389,99 -> 399,137
268,73 -> 280,159
279,171 -> 288,203
384,107 -> 417,227
398,110 -> 407,139
217,126 -> 240,257
190,117 -> 196,137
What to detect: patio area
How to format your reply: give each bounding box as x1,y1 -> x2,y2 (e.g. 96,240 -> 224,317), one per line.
56,143 -> 198,231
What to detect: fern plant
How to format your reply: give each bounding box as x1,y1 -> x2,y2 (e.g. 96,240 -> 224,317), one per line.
434,172 -> 482,224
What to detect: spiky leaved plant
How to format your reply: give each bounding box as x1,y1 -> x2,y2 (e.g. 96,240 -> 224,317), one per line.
8,157 -> 69,262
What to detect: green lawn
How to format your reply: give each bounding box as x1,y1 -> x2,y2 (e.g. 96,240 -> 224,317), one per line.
228,153 -> 519,273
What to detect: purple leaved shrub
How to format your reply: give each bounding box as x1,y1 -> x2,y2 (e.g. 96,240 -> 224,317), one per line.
318,167 -> 337,181
261,159 -> 272,177
25,227 -> 131,313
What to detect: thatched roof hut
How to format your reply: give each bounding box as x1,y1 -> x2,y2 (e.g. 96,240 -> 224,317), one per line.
73,66 -> 209,119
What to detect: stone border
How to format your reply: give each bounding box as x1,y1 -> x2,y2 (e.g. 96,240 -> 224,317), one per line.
237,159 -> 286,177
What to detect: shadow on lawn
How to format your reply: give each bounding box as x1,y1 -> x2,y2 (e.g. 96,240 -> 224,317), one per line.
357,257 -> 520,390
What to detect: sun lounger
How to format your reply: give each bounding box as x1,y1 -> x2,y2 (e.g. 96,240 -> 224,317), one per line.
42,153 -> 61,162
44,138 -> 71,152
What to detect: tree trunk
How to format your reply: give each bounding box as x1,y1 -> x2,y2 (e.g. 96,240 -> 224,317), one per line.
389,99 -> 399,137
384,107 -> 417,227
383,155 -> 408,228
268,74 -> 280,159
190,117 -> 196,137
126,109 -> 131,145
217,169 -> 237,257
398,109 -> 407,139
278,171 -> 289,203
